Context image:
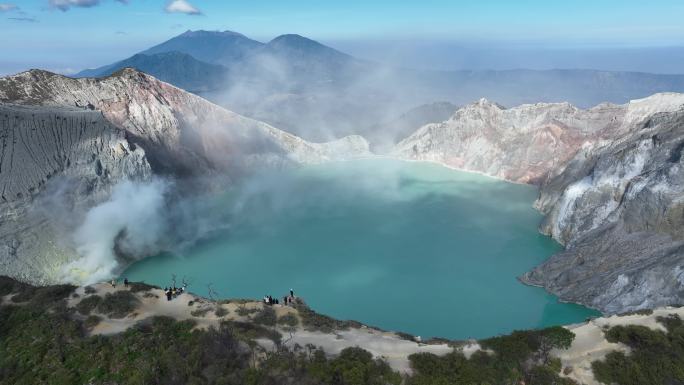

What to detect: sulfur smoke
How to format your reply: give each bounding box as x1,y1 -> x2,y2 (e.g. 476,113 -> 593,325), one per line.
60,179 -> 170,284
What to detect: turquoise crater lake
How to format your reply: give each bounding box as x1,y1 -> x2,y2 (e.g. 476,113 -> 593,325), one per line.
122,159 -> 598,339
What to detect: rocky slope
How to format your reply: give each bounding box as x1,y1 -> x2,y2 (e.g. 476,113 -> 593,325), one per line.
0,104 -> 151,284
394,93 -> 684,313
0,69 -> 369,176
521,107 -> 684,313
0,69 -> 369,284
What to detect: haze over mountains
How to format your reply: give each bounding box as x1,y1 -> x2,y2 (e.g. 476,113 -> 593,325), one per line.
1,26 -> 684,316
76,30 -> 684,144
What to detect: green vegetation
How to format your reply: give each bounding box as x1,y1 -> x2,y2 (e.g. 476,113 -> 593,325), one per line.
236,305 -> 259,317
408,326 -> 576,385
617,308 -> 654,317
592,314 -> 684,385
295,303 -> 362,333
223,320 -> 282,345
75,295 -> 102,315
395,331 -> 417,342
84,314 -> 102,329
191,307 -> 212,317
128,282 -> 159,293
97,291 -> 139,318
0,277 -> 583,385
84,286 -> 97,295
0,276 -> 30,296
252,306 -> 277,326
277,313 -> 299,327
215,306 -> 229,317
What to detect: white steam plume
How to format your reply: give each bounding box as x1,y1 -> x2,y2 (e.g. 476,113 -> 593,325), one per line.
61,179 -> 169,284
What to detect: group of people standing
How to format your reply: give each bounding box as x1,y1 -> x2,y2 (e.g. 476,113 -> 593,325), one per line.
110,278 -> 129,288
165,285 -> 186,301
264,288 -> 297,306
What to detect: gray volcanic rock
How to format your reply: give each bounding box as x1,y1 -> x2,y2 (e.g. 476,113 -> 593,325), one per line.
0,69 -> 369,177
0,104 -> 151,284
0,69 -> 370,285
393,94 -> 684,184
521,109 -> 684,313
393,93 -> 684,313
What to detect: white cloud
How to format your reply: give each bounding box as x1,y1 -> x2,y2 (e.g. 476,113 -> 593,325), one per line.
165,0 -> 201,15
49,0 -> 100,11
0,3 -> 17,12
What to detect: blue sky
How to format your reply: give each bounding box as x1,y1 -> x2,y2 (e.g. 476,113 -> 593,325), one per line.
2,0 -> 684,75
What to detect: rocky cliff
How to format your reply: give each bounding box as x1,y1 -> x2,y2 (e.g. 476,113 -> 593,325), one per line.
0,69 -> 369,284
0,69 -> 370,177
0,104 -> 151,284
394,94 -> 684,313
521,108 -> 684,313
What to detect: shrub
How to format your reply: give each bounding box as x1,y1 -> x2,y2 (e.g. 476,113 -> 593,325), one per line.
191,307 -> 212,317
236,305 -> 258,317
657,313 -> 683,332
84,286 -> 97,295
76,295 -> 102,315
84,315 -> 102,329
395,331 -> 417,341
215,306 -> 229,317
10,284 -> 76,307
295,303 -> 361,333
252,307 -> 277,326
222,320 -> 281,344
97,291 -> 139,318
618,308 -> 654,317
314,347 -> 402,385
0,276 -> 31,297
277,313 -> 299,327
128,282 -> 159,293
591,316 -> 684,385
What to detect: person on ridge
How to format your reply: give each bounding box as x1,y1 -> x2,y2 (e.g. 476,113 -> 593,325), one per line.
123,278 -> 129,288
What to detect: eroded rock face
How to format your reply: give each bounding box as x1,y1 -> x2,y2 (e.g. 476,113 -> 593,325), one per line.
0,104 -> 151,284
0,69 -> 370,284
521,110 -> 684,313
393,95 -> 684,184
394,93 -> 684,313
0,69 -> 370,177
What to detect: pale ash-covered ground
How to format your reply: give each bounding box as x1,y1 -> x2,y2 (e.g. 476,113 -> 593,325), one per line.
0,104 -> 150,284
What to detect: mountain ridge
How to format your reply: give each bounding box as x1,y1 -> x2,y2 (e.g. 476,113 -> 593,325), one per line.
0,68 -> 370,283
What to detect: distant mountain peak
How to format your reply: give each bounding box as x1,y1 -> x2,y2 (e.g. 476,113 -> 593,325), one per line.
178,29 -> 247,38
265,33 -> 353,62
268,34 -> 327,49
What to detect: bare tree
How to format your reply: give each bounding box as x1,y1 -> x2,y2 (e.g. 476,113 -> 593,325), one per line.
207,283 -> 219,301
